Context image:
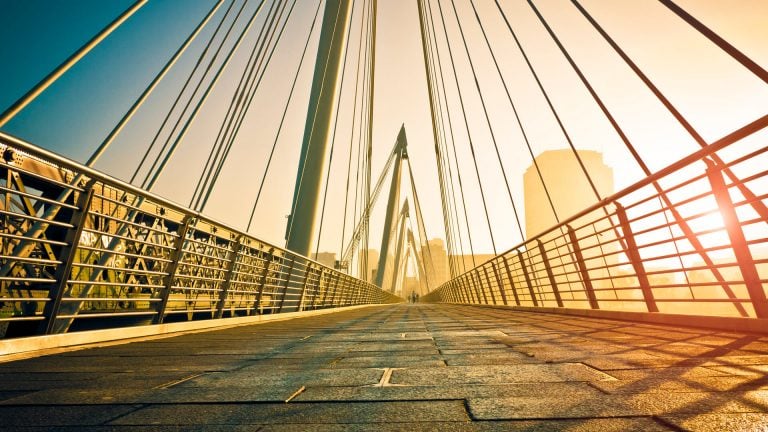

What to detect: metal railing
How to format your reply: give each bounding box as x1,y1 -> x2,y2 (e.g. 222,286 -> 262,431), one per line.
0,132 -> 399,339
424,116 -> 768,319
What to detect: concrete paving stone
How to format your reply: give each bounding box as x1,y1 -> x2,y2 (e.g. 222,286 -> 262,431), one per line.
660,413 -> 768,431
255,352 -> 351,359
296,382 -> 603,401
338,349 -> 441,358
390,363 -> 616,386
346,342 -> 437,351
590,375 -> 768,394
0,405 -> 140,426
653,342 -> 729,357
326,356 -> 445,368
604,366 -> 734,380
177,368 -> 384,388
1,363 -> 240,373
467,395 -> 643,419
438,347 -> 512,355
109,401 -> 469,425
697,355 -> 768,366
354,332 -> 434,341
430,330 -> 507,338
144,386 -> 304,403
433,340 -> 506,346
0,374 -> 194,391
493,336 -> 534,345
0,390 -> 34,402
242,359 -> 340,371
624,390 -> 768,414
0,371 -> 197,385
707,364 -> 768,376
442,353 -> 537,366
582,354 -> 694,370
0,388 -> 153,405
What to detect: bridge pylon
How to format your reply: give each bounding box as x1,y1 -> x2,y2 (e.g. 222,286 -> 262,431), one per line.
286,0 -> 353,256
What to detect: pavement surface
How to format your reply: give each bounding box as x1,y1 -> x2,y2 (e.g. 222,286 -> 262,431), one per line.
1,304 -> 768,431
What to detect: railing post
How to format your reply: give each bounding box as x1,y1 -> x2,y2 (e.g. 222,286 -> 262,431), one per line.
615,203 -> 658,312
615,203 -> 659,312
566,225 -> 599,309
39,184 -> 94,335
331,274 -> 343,306
297,263 -> 313,311
352,281 -> 362,305
473,271 -> 489,304
482,266 -> 497,305
705,159 -> 768,318
253,248 -> 275,315
154,216 -> 193,324
318,269 -> 331,308
312,268 -> 325,310
215,236 -> 241,319
278,257 -> 296,313
465,274 -> 477,303
452,278 -> 461,302
451,280 -> 461,303
462,275 -> 474,303
502,256 -> 521,306
517,250 -> 539,307
537,240 -> 563,307
325,273 -> 338,307
491,262 -> 508,306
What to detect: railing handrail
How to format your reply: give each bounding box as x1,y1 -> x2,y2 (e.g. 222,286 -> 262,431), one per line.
0,130 -> 362,281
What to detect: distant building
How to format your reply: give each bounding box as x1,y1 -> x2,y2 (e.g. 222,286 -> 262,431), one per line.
358,249 -> 379,283
426,238 -> 448,287
311,252 -> 336,269
450,254 -> 497,274
524,150 -> 613,239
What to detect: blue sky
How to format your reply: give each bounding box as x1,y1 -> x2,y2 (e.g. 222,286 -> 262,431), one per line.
0,0 -> 213,159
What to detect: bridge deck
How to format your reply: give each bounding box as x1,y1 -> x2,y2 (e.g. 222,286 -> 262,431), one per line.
1,304 -> 767,430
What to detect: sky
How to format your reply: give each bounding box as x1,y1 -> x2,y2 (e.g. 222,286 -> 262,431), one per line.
1,0 -> 767,268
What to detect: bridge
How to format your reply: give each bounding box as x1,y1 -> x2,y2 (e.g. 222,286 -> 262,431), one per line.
0,0 -> 767,429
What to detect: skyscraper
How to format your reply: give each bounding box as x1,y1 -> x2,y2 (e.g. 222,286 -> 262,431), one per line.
426,238 -> 448,287
524,150 -> 613,239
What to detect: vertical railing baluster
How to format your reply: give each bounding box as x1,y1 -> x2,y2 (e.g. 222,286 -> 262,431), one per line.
502,255 -> 521,306
465,275 -> 476,303
215,236 -> 241,319
491,262 -> 508,306
537,240 -> 563,307
705,159 -> 768,318
154,216 -> 193,324
312,268 -> 325,310
253,248 -> 275,315
615,203 -> 658,312
297,262 -> 312,311
567,225 -> 599,309
40,184 -> 94,334
482,266 -> 497,305
331,274 -> 343,306
518,250 -> 539,307
278,257 -> 295,313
